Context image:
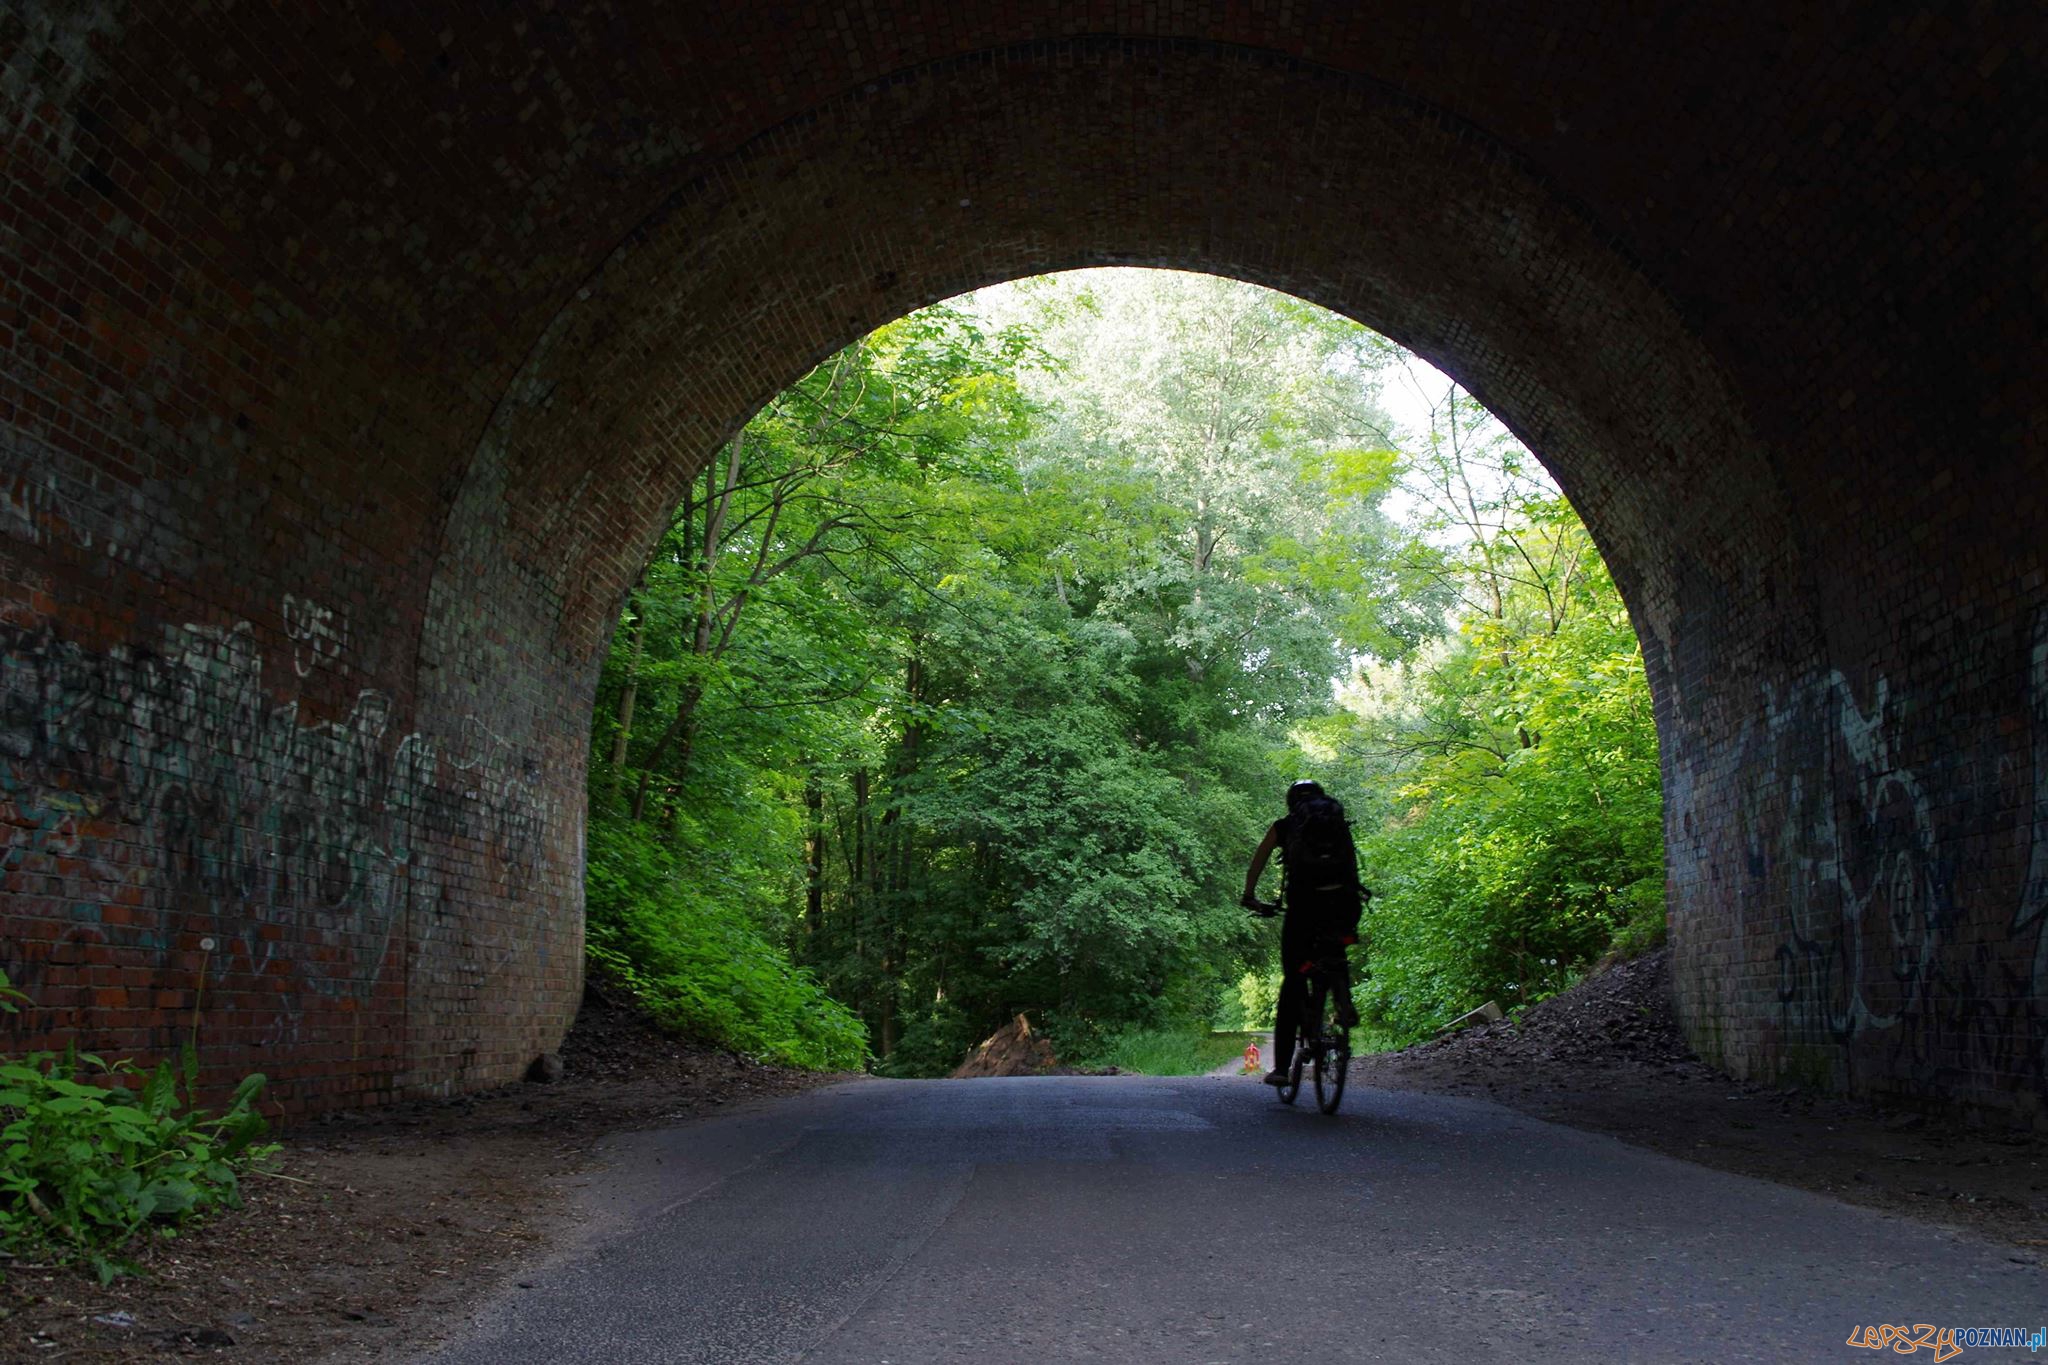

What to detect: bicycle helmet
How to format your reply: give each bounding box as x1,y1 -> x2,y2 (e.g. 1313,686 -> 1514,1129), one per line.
1286,779 -> 1325,811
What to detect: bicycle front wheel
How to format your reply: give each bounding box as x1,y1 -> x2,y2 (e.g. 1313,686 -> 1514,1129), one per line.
1278,1043 -> 1303,1104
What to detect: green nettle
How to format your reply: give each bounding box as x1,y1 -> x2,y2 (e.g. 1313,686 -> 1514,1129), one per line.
0,971 -> 279,1285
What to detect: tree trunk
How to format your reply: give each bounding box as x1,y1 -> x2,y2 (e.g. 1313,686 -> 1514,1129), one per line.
606,571 -> 648,790
629,679 -> 702,822
870,651 -> 928,1062
804,772 -> 825,940
878,952 -> 897,1059
627,438 -> 747,821
875,651 -> 924,916
851,767 -> 872,1022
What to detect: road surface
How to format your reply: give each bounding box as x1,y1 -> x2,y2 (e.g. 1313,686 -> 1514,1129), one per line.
420,1075 -> 2040,1363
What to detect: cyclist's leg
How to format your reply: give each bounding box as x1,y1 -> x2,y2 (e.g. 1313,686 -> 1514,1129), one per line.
1332,956 -> 1358,1028
1270,916 -> 1313,1078
1272,969 -> 1305,1077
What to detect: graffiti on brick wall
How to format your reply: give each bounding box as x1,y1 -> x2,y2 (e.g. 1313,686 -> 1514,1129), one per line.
2013,610 -> 2048,1016
1747,611 -> 2048,1093
0,609 -> 555,999
1743,668 -> 1947,1048
282,594 -> 347,680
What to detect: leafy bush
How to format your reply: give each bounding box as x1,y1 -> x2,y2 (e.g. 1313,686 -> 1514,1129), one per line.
585,816 -> 869,1071
1600,878 -> 1669,962
0,972 -> 278,1284
874,1000 -> 988,1078
1231,968 -> 1281,1034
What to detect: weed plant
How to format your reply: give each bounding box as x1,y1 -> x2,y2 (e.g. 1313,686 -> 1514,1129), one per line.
0,971 -> 279,1284
585,816 -> 869,1071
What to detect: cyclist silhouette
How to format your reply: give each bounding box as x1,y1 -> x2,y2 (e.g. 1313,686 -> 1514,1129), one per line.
1241,779 -> 1365,1087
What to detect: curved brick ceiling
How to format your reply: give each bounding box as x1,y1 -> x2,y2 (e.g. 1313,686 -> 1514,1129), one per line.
0,4 -> 2039,1114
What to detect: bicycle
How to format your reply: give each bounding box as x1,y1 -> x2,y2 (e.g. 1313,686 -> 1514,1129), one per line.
1276,937 -> 1355,1114
1244,892 -> 1366,1116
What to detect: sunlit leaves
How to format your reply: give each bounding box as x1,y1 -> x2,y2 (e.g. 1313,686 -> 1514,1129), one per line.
1330,504 -> 1662,1037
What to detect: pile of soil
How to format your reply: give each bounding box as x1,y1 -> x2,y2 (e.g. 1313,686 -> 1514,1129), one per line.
0,982 -> 853,1363
951,1014 -> 1059,1078
1386,947 -> 1699,1078
1353,948 -> 2048,1248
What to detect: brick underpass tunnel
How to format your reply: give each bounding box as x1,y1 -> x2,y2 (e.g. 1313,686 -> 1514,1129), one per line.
0,5 -> 2040,1116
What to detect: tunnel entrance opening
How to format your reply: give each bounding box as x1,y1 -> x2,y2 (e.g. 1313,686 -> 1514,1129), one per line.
586,267 -> 1666,1077
0,13 -> 2038,1119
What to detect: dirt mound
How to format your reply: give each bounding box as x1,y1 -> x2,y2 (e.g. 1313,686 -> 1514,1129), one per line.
952,1014 -> 1059,1077
1405,946 -> 1694,1075
552,978 -> 811,1096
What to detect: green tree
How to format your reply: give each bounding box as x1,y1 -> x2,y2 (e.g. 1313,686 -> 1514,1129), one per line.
1312,363 -> 1663,1037
581,269 -> 1659,1080
586,304 -> 1042,1069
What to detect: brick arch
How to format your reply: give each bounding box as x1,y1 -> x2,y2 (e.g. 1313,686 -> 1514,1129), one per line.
420,37 -> 1819,1113
1,6 -> 2040,1116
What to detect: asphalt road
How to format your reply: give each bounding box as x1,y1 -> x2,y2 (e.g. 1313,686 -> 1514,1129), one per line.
421,1076 -> 2043,1363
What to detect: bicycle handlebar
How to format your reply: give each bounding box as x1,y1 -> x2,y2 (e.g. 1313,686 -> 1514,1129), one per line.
1241,888 -> 1373,916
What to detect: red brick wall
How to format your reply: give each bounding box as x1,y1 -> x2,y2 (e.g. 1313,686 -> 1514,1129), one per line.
0,4 -> 2039,1116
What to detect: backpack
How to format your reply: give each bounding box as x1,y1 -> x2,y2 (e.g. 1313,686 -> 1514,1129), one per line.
1283,795 -> 1357,892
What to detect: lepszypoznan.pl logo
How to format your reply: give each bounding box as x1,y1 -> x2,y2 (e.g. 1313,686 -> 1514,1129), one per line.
1846,1324 -> 2048,1359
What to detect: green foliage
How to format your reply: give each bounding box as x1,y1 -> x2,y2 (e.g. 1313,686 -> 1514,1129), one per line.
0,974 -> 278,1285
585,817 -> 868,1071
1329,497 -> 1664,1038
1232,968 -> 1281,1034
1083,1026 -> 1255,1077
871,999 -> 983,1079
584,268 -> 1663,1082
587,272 -> 1408,1076
1602,878 -> 1670,961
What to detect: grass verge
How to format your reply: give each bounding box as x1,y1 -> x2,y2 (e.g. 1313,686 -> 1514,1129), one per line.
1097,1027 -> 1261,1076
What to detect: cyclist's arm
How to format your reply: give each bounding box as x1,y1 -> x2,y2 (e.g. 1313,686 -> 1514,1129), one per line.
1241,825 -> 1280,910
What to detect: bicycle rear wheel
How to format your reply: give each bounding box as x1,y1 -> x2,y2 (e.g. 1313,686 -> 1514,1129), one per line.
1314,1027 -> 1349,1114
1301,978 -> 1346,1114
1301,980 -> 1330,1109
